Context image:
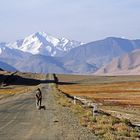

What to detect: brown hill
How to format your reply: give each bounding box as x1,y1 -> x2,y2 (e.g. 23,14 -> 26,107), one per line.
95,49 -> 140,75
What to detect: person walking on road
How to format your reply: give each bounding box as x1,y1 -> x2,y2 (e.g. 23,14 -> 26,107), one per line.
53,74 -> 59,88
35,88 -> 42,109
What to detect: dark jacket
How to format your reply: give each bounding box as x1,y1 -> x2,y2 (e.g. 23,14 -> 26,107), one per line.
36,89 -> 42,100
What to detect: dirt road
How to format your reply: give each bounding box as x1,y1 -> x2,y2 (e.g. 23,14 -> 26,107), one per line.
0,75 -> 97,140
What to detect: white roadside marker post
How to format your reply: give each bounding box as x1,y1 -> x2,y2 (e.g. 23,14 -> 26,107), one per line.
74,96 -> 76,105
93,104 -> 98,117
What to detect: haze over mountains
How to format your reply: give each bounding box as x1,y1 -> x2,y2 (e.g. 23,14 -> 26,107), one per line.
0,32 -> 140,74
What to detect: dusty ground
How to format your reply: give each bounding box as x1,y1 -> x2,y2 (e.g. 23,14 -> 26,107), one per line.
0,74 -> 97,140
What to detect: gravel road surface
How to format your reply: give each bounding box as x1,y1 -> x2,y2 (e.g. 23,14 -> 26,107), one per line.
0,75 -> 97,140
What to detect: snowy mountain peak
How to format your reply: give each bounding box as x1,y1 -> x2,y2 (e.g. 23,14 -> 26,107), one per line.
8,32 -> 82,56
29,32 -> 60,46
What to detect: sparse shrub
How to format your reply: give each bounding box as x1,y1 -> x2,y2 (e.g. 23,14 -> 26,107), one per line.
80,117 -> 88,127
103,132 -> 116,140
57,97 -> 71,107
87,123 -> 96,131
115,123 -> 131,137
130,131 -> 139,138
84,110 -> 92,117
71,104 -> 85,116
94,129 -> 106,135
96,115 -> 110,124
103,124 -> 114,131
110,116 -> 121,125
121,118 -> 132,126
89,116 -> 97,123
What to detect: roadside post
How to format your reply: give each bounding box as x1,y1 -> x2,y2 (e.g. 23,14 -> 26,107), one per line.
74,96 -> 76,105
93,103 -> 98,117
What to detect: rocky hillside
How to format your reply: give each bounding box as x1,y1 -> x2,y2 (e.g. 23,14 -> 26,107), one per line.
95,49 -> 140,75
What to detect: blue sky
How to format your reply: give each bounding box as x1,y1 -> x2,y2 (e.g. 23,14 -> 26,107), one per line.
0,0 -> 140,42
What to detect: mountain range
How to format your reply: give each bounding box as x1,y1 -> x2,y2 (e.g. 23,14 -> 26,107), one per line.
8,32 -> 83,57
0,32 -> 140,75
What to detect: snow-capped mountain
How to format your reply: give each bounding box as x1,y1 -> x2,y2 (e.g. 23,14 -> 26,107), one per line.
1,34 -> 140,74
0,42 -> 31,68
8,32 -> 83,56
0,42 -> 30,59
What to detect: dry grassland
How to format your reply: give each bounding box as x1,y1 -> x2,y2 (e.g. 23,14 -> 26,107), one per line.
58,74 -> 140,106
58,82 -> 140,106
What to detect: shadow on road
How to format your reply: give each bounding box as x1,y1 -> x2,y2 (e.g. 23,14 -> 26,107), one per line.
0,74 -> 54,86
57,82 -> 77,85
0,73 -> 77,87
